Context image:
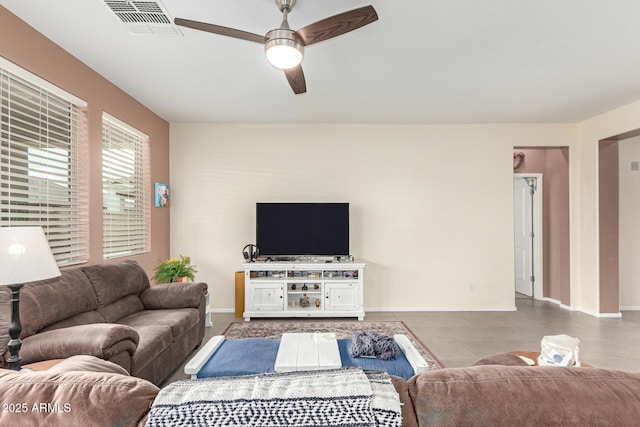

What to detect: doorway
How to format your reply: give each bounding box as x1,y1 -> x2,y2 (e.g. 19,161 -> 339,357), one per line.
514,173 -> 543,299
512,147 -> 570,306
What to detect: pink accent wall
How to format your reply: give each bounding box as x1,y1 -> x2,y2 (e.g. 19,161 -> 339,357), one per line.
598,140 -> 619,314
0,7 -> 170,275
514,148 -> 570,305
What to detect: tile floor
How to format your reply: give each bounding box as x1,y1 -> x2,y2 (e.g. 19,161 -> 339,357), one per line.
166,297 -> 640,385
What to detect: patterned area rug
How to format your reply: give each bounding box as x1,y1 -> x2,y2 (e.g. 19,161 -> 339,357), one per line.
222,320 -> 443,370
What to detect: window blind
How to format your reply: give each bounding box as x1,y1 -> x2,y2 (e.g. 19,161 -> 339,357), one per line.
102,112 -> 150,259
0,61 -> 89,266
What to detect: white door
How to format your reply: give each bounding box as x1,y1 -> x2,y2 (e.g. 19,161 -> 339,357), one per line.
514,177 -> 534,296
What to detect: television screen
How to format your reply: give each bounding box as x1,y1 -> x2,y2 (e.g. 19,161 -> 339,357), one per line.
256,202 -> 349,256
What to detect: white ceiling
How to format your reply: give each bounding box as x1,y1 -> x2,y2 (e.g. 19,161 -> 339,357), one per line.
3,0 -> 640,124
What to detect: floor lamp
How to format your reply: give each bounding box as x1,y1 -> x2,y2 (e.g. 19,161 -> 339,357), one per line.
0,226 -> 60,371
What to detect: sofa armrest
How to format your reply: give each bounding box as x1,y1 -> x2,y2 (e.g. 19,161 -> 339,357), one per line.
140,281 -> 207,310
47,355 -> 130,375
19,324 -> 139,365
0,367 -> 158,427
408,365 -> 640,426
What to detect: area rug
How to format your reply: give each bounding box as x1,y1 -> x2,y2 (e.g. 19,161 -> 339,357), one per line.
222,320 -> 443,370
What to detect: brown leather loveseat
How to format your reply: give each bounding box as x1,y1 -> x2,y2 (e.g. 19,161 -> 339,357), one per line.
0,260 -> 207,385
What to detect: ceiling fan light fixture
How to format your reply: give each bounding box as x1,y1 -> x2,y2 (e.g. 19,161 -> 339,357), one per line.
265,29 -> 304,69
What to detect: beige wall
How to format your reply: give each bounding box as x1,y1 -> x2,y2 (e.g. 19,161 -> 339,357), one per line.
0,7 -> 170,274
7,3 -> 640,314
170,124 -> 574,312
619,136 -> 640,309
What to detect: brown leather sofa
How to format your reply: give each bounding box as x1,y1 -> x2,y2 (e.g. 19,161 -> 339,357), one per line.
1,353 -> 639,426
0,260 -> 207,386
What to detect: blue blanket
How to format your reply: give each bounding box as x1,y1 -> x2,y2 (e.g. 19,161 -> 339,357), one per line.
197,338 -> 416,380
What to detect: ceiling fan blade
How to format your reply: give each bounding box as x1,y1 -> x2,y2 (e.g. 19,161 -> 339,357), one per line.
175,18 -> 267,44
284,66 -> 307,95
296,5 -> 378,46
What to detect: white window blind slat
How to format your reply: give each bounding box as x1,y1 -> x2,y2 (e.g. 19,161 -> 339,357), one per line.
1,59 -> 89,266
102,112 -> 150,259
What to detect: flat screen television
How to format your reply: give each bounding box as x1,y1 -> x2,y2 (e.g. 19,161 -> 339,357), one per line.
256,202 -> 349,256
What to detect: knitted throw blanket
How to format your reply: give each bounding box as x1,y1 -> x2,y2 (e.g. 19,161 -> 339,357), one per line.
146,368 -> 402,427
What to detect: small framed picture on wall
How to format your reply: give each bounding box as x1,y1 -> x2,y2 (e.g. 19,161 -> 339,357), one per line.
155,182 -> 169,207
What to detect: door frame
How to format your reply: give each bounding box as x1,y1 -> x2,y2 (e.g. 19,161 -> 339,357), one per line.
514,173 -> 544,300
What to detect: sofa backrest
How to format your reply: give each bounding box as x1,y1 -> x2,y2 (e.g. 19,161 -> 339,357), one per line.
20,269 -> 99,337
408,365 -> 640,426
81,260 -> 150,323
81,260 -> 150,307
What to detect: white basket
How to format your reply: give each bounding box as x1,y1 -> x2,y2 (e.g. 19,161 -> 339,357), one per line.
538,334 -> 581,367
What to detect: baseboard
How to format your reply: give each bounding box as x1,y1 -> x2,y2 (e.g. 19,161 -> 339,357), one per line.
210,308 -> 235,314
543,297 -> 562,305
214,304 -> 627,316
543,297 -> 575,312
543,298 -> 622,317
587,311 -> 622,318
215,306 -> 519,313
366,306 -> 517,312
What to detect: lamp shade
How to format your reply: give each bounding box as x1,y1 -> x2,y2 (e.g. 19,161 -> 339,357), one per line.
0,226 -> 61,286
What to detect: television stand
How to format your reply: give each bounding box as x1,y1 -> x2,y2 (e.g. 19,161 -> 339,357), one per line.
242,262 -> 365,321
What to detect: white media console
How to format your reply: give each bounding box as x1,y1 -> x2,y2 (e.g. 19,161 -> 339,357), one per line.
242,262 -> 365,321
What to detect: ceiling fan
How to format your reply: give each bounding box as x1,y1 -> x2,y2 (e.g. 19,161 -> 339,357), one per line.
174,0 -> 378,95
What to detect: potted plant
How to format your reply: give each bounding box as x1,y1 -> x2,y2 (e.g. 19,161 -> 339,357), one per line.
152,255 -> 197,283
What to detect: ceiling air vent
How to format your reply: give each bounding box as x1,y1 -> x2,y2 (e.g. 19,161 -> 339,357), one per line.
103,0 -> 182,36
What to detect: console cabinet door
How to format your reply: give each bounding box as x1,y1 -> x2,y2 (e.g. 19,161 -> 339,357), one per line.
325,282 -> 360,311
247,283 -> 284,311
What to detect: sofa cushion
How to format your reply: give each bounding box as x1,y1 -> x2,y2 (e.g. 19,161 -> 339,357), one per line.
408,365 -> 640,426
20,269 -> 99,336
81,260 -> 150,307
39,311 -> 107,333
98,295 -> 145,323
119,308 -> 200,340
125,324 -> 173,372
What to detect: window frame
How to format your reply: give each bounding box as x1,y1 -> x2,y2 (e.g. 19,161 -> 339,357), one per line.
0,56 -> 89,267
101,112 -> 150,260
